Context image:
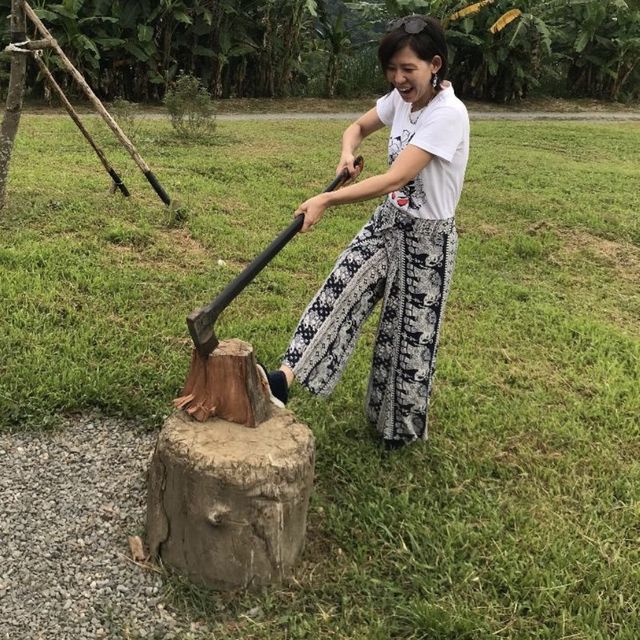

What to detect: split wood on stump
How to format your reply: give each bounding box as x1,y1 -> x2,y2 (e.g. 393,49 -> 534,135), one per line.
147,338 -> 315,589
174,339 -> 273,426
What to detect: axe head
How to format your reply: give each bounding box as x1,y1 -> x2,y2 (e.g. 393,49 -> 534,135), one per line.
187,306 -> 219,357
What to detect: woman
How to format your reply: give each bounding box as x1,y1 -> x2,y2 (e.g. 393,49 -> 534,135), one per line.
261,15 -> 470,449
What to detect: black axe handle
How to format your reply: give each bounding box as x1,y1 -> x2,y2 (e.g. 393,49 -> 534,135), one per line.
187,156 -> 364,356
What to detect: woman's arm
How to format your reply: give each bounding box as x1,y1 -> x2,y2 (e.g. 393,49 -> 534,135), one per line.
338,107 -> 385,179
298,144 -> 433,231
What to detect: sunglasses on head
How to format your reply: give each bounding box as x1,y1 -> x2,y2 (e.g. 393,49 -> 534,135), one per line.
386,15 -> 428,34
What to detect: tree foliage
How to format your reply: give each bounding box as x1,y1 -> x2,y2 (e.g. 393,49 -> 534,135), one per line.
0,0 -> 637,102
446,0 -> 553,101
552,0 -> 640,101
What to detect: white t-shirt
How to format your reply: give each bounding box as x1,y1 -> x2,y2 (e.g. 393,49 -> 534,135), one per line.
376,84 -> 469,220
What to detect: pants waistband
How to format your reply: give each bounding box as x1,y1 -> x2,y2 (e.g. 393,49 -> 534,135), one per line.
373,201 -> 456,236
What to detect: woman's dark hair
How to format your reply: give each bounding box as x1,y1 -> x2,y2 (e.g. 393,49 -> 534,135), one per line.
378,16 -> 448,90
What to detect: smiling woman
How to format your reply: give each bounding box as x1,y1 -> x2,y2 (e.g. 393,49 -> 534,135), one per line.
380,14 -> 449,112
260,15 -> 470,450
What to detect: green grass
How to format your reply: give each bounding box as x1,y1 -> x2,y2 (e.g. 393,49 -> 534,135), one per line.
1,115 -> 639,638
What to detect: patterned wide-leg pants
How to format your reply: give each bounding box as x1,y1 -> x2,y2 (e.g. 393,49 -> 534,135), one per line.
282,200 -> 458,444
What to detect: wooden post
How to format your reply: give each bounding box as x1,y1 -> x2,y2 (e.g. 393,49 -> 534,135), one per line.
23,1 -> 171,206
0,0 -> 28,208
34,57 -> 130,197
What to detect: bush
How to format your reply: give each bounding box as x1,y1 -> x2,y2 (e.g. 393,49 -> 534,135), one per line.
110,97 -> 141,140
163,74 -> 216,139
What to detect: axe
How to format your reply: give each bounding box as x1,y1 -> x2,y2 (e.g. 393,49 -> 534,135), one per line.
187,156 -> 364,357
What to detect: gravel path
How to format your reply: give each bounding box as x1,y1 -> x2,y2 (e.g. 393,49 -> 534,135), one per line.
0,416 -> 205,640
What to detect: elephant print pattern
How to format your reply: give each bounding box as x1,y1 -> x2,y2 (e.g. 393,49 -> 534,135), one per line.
282,200 -> 457,445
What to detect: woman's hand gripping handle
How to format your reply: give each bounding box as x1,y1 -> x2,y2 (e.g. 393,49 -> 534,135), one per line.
297,155 -> 364,232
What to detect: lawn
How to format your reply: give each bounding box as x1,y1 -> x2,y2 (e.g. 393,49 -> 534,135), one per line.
1,114 -> 639,638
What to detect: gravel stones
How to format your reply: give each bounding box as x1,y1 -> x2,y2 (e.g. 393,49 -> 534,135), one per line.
0,415 -> 207,639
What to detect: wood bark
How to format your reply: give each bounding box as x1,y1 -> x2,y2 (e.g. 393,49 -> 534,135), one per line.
0,0 -> 28,208
147,409 -> 315,590
174,338 -> 273,427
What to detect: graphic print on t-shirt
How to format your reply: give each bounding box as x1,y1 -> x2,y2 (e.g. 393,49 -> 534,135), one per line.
388,129 -> 427,214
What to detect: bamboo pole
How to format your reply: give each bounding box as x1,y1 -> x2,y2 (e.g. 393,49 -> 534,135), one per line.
0,0 -> 28,208
23,1 -> 171,205
35,56 -> 130,197
3,37 -> 52,52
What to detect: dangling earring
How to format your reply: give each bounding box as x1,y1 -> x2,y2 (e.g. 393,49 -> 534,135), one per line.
431,73 -> 439,89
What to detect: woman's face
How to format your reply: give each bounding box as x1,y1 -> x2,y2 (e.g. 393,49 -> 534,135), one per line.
385,45 -> 441,110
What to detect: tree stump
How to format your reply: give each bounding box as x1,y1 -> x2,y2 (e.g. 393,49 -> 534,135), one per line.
146,409 -> 315,589
174,339 -> 272,426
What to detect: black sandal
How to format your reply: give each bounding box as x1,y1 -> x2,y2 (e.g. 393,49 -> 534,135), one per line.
256,364 -> 289,408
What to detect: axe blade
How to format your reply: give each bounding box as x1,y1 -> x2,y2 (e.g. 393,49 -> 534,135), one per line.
187,305 -> 219,357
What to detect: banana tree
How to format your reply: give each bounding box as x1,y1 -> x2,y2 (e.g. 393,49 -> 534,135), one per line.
444,0 -> 552,100
152,0 -> 192,91
552,0 -> 640,100
204,0 -> 258,98
344,0 -> 552,100
256,0 -> 318,96
30,0 -> 119,87
315,2 -> 352,97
